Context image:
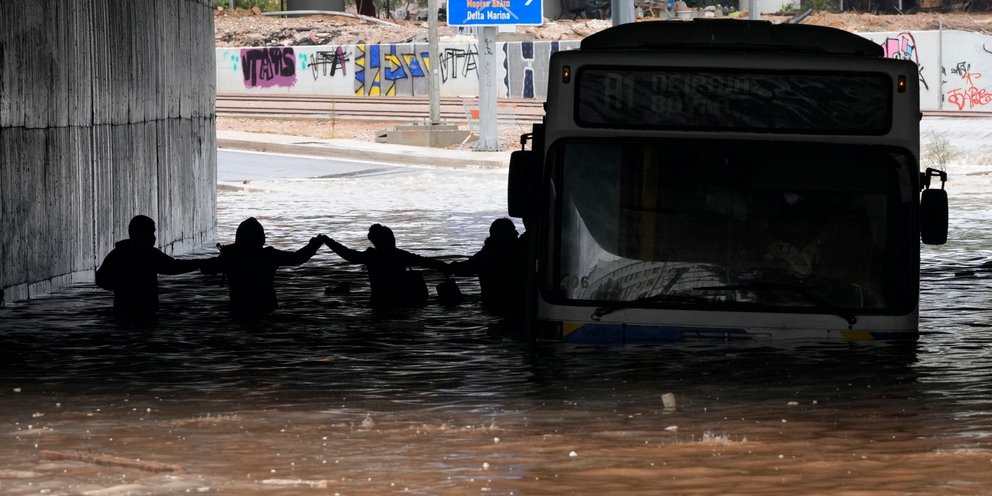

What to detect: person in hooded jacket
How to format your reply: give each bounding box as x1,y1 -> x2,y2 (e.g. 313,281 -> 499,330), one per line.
95,215 -> 205,319
202,217 -> 324,320
323,223 -> 447,310
447,218 -> 521,314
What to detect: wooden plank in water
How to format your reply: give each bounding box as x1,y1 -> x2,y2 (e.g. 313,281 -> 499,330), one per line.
40,450 -> 183,473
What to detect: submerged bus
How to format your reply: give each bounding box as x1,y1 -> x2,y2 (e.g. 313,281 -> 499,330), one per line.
507,19 -> 948,344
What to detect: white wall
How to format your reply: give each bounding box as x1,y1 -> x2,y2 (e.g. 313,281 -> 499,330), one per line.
861,30 -> 992,112
215,30 -> 992,113
757,0 -> 792,14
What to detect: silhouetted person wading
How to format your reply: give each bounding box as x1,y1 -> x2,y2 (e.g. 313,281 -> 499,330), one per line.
95,215 -> 204,319
448,218 -> 521,314
323,224 -> 447,310
202,217 -> 323,320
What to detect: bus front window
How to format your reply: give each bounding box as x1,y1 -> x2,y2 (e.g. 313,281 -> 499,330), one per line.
552,140 -> 916,314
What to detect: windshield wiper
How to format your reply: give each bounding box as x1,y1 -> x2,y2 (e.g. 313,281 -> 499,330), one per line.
591,293 -> 708,321
692,283 -> 858,328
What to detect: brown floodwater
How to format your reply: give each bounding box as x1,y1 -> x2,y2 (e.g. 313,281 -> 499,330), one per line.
2,122 -> 992,495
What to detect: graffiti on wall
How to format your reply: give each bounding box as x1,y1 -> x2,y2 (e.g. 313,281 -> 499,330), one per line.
880,32 -> 918,62
350,44 -> 480,95
354,44 -> 432,96
217,35 -> 992,112
503,42 -> 540,98
303,47 -> 350,80
879,32 -> 930,90
503,41 -> 578,99
439,46 -> 479,83
946,61 -> 992,111
221,40 -> 580,98
240,47 -> 297,88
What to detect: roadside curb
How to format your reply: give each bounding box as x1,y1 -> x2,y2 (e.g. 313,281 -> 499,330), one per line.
217,138 -> 512,169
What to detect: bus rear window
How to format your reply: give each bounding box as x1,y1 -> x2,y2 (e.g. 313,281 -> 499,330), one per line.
575,68 -> 892,134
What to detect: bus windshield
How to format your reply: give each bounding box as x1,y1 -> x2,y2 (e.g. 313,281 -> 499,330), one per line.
550,139 -> 917,314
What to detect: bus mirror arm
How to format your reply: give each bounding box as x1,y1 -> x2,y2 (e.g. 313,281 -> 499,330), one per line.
920,168 -> 948,245
920,168 -> 947,192
519,132 -> 533,150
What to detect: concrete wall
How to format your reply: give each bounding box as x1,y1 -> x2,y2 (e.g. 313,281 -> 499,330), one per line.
861,30 -> 992,112
215,29 -> 992,113
1,0 -> 217,303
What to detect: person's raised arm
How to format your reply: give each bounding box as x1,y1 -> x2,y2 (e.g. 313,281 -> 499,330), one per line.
448,250 -> 483,277
323,236 -> 369,264
272,236 -> 324,267
398,249 -> 448,274
152,248 -> 204,275
199,254 -> 223,275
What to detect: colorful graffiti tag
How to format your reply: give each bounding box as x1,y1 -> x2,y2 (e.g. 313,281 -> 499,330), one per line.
946,61 -> 992,111
354,44 -> 431,96
240,47 -> 297,88
879,32 -> 930,90
880,32 -> 918,62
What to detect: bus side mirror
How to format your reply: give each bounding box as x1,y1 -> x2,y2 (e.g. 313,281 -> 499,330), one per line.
508,150 -> 539,218
920,188 -> 948,245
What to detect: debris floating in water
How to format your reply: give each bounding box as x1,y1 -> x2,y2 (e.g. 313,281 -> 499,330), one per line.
40,450 -> 182,473
569,451 -> 577,457
661,393 -> 677,409
360,413 -> 375,430
262,479 -> 329,488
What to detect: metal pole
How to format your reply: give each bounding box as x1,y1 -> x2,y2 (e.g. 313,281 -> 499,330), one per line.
476,26 -> 499,151
612,0 -> 635,26
748,0 -> 758,20
428,0 -> 441,125
938,16 -> 944,111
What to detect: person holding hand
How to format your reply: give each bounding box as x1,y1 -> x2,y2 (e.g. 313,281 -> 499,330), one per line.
323,224 -> 447,310
202,217 -> 324,321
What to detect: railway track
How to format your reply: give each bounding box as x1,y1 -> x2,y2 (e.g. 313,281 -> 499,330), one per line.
217,94 -> 989,122
216,94 -> 546,123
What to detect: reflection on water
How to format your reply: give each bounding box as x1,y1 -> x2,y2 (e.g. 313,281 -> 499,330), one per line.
3,135 -> 992,494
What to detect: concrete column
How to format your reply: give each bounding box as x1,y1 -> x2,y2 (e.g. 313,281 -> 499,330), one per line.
0,0 -> 217,303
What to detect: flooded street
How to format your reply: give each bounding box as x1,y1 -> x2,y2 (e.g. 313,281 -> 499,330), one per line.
2,118 -> 992,495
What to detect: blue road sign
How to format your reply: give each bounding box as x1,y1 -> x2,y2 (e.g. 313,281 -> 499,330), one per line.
447,0 -> 544,26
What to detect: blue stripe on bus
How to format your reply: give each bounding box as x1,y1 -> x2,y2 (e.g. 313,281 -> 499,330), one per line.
562,323 -> 748,344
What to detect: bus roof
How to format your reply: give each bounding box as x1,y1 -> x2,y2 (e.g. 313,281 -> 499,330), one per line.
580,19 -> 883,58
